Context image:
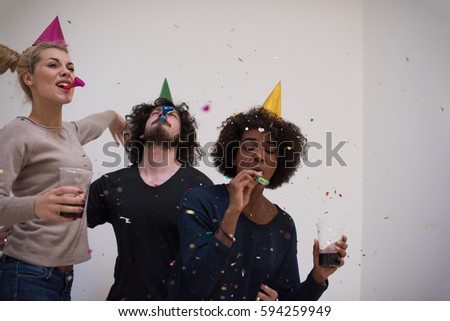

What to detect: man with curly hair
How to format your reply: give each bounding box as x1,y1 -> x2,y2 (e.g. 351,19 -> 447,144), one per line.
169,106 -> 348,300
87,97 -> 213,300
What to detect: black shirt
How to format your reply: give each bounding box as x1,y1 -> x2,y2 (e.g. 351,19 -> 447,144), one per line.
87,164 -> 213,300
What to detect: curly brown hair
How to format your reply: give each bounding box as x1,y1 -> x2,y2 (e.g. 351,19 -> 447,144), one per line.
125,98 -> 204,166
211,107 -> 307,189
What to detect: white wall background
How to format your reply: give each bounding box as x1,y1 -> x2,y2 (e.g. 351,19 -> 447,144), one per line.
362,0 -> 450,300
0,0 -> 447,301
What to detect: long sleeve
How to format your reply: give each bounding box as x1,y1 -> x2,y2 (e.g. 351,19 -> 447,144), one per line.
0,121 -> 37,225
177,188 -> 233,299
0,115 -> 105,266
268,226 -> 328,300
70,110 -> 116,145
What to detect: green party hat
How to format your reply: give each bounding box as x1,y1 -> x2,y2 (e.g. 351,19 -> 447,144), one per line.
159,78 -> 173,103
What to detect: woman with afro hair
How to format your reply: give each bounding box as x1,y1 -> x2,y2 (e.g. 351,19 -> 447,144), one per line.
169,106 -> 348,301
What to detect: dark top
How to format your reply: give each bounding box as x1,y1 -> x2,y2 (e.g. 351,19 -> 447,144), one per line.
169,184 -> 328,300
87,164 -> 213,300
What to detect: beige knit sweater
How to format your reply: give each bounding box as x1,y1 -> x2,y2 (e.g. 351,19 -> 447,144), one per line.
0,111 -> 115,267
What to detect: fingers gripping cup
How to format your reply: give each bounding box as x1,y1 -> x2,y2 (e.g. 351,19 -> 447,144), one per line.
316,221 -> 344,267
59,167 -> 93,219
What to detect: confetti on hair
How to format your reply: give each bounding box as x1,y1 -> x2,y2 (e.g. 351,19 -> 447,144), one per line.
258,127 -> 265,133
170,260 -> 176,267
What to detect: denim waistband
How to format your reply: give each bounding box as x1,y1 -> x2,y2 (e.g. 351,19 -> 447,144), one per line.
1,255 -> 74,274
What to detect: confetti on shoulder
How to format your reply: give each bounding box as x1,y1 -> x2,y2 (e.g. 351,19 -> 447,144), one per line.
119,216 -> 131,224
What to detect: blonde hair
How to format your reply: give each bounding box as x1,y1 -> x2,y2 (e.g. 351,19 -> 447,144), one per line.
0,42 -> 68,101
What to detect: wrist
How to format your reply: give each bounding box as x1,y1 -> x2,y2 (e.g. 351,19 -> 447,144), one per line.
312,269 -> 327,285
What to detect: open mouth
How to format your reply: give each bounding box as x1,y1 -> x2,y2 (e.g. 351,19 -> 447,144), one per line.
56,82 -> 70,89
253,167 -> 263,173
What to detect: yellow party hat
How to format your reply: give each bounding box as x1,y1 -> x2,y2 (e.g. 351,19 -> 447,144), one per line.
262,81 -> 281,117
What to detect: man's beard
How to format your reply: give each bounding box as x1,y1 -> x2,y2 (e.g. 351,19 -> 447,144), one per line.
143,122 -> 179,148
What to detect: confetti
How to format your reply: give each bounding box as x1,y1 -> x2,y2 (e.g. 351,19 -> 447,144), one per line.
88,249 -> 93,254
238,57 -> 244,63
0,169 -> 3,174
202,104 -> 210,112
325,191 -> 329,196
185,209 -> 195,215
119,216 -> 131,224
257,127 -> 265,133
189,243 -> 196,249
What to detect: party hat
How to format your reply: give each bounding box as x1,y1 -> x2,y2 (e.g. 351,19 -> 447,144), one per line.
159,78 -> 173,103
262,81 -> 281,117
32,16 -> 67,47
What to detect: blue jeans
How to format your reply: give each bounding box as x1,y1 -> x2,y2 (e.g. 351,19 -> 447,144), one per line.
0,255 -> 74,301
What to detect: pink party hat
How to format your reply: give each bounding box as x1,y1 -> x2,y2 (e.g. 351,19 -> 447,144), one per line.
32,16 -> 67,46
